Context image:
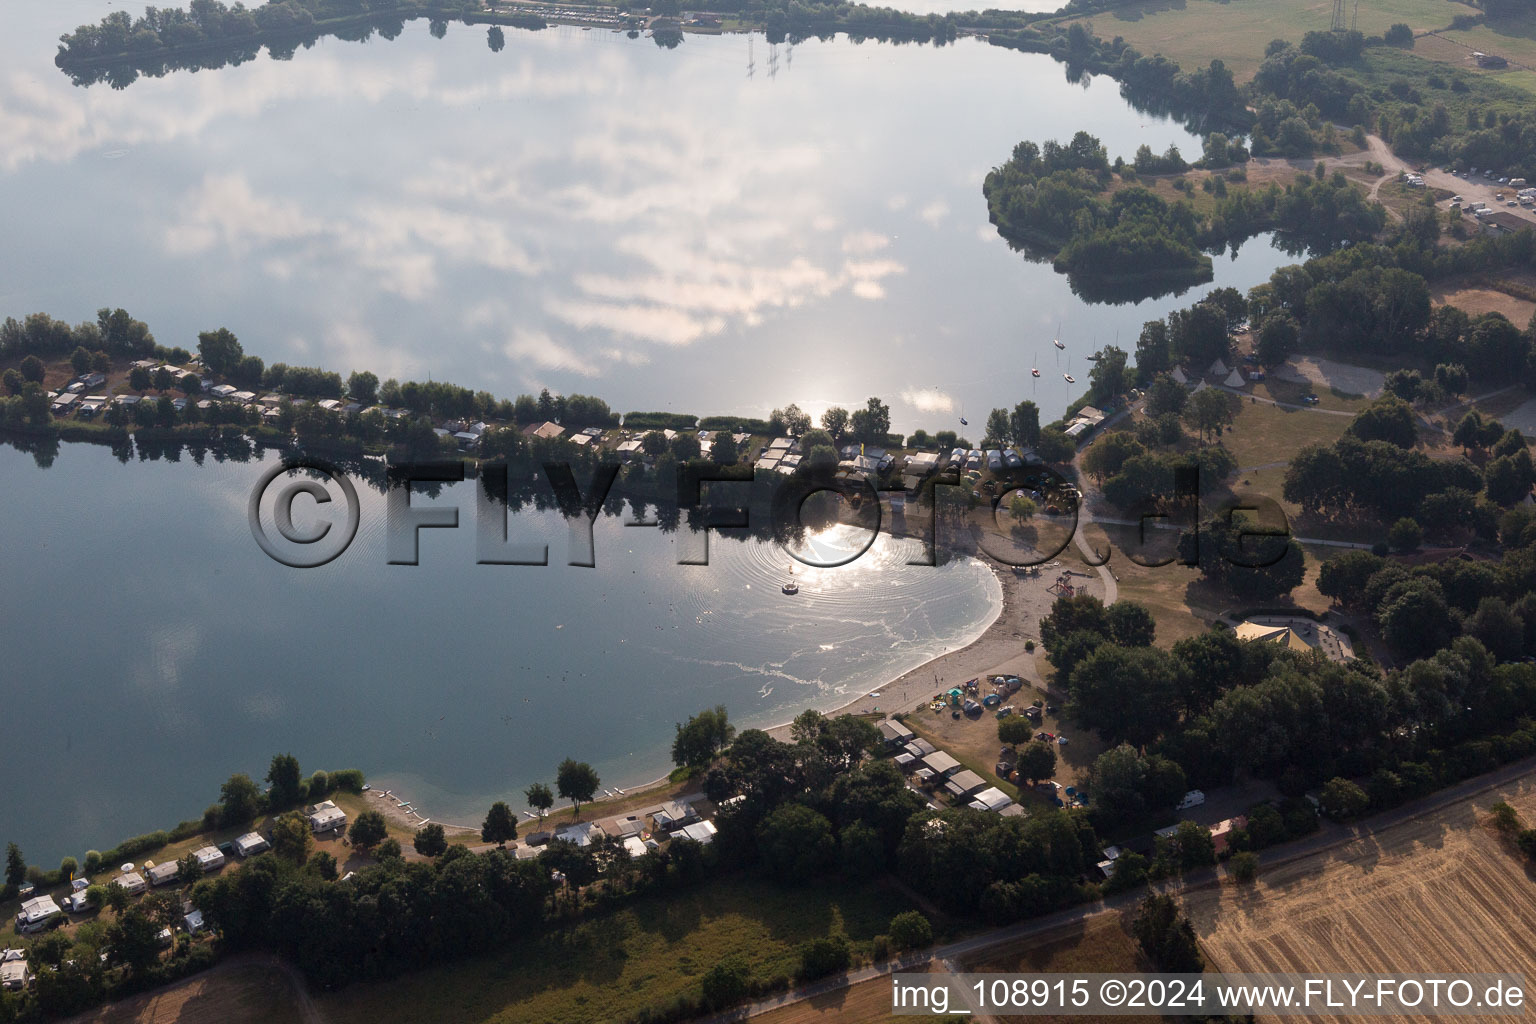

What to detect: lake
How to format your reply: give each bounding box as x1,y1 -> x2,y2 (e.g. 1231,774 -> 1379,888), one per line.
1,5 -> 1291,436
0,5 -> 1298,861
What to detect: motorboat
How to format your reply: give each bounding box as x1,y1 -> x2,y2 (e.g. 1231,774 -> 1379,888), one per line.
782,580 -> 799,595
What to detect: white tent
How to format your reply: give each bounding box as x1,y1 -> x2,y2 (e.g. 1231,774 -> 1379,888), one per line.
1169,366 -> 1189,385
1207,357 -> 1230,377
1224,368 -> 1248,388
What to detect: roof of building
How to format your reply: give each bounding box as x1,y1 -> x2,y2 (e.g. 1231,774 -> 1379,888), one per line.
944,769 -> 987,796
1234,621 -> 1314,654
878,720 -> 915,742
969,787 -> 1014,812
677,820 -> 718,844
923,751 -> 961,776
521,421 -> 565,439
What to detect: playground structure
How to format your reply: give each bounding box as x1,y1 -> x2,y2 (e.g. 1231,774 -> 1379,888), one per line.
1047,572 -> 1077,597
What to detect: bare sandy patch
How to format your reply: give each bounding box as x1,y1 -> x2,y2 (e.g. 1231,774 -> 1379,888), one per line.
1274,356 -> 1385,398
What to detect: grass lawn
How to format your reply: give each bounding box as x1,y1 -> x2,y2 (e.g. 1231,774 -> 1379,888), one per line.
1440,9 -> 1536,70
1217,397 -> 1352,468
1249,375 -> 1371,414
1081,523 -> 1214,646
318,875 -> 916,1024
1056,0 -> 1478,80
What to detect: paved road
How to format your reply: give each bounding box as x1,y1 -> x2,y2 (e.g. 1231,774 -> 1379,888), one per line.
692,755 -> 1536,1024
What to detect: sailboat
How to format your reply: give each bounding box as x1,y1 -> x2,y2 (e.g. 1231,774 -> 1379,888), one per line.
782,565 -> 799,595
1053,322 -> 1065,350
1063,356 -> 1075,385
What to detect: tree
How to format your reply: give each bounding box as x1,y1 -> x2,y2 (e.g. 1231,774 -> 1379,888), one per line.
641,430 -> 669,456
486,24 -> 505,50
4,843 -> 24,888
1133,894 -> 1204,973
700,956 -> 751,1010
796,935 -> 851,982
347,370 -> 378,406
414,823 -> 448,857
888,910 -> 933,951
177,853 -> 202,887
1088,346 -> 1131,404
265,753 -> 303,810
1106,602 -> 1156,647
1035,428 -> 1076,464
19,355 -> 44,384
984,408 -> 1012,447
998,716 -> 1035,747
70,347 -> 92,376
1174,820 -> 1216,871
106,906 -> 163,977
525,782 -> 554,821
1017,740 -> 1057,785
218,773 -> 263,828
849,396 -> 890,445
672,705 -> 735,769
1317,550 -> 1387,607
480,802 -> 517,847
1008,493 -> 1037,521
1082,432 -> 1144,481
1378,577 -> 1454,660
780,403 -> 812,436
820,406 -> 849,442
1135,320 -> 1171,381
1011,400 -> 1041,448
1319,777 -> 1369,820
1184,387 -> 1234,442
269,810 -> 312,864
556,759 -> 600,817
1348,396 -> 1417,449
349,810 -> 388,852
1067,646 -> 1182,747
1388,517 -> 1423,552
1230,850 -> 1259,882
1145,373 -> 1188,419
2,368 -> 22,395
196,327 -> 243,376
709,431 -> 738,464
311,850 -> 339,881
1255,313 -> 1299,366
757,803 -> 836,880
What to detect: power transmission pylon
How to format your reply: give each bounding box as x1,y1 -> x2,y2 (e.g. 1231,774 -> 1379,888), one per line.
1331,0 -> 1346,32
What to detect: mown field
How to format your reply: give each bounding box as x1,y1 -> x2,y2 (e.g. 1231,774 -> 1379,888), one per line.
316,875 -> 916,1024
1182,779 -> 1536,1024
63,960 -> 313,1024
1057,0 -> 1480,80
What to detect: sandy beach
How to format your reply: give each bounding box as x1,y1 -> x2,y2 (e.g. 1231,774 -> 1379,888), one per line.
765,544 -> 1108,741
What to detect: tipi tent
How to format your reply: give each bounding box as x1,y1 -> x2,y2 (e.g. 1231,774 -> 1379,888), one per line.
1207,357 -> 1230,378
1224,368 -> 1248,388
1170,365 -> 1189,385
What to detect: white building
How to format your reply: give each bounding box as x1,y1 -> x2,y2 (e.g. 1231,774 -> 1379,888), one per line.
307,800 -> 348,833
192,846 -> 226,872
234,832 -> 270,858
14,896 -> 61,934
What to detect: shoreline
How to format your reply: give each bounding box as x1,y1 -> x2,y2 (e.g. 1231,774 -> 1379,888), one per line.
373,537 -> 1110,832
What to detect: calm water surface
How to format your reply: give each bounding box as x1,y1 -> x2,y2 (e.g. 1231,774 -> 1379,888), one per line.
0,5 -> 1299,859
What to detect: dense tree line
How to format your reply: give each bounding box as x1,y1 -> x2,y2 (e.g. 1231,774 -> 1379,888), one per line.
984,133 -> 1386,302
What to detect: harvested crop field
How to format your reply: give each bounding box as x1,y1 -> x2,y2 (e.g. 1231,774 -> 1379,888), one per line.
65,958 -> 315,1024
1183,777 -> 1536,1023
